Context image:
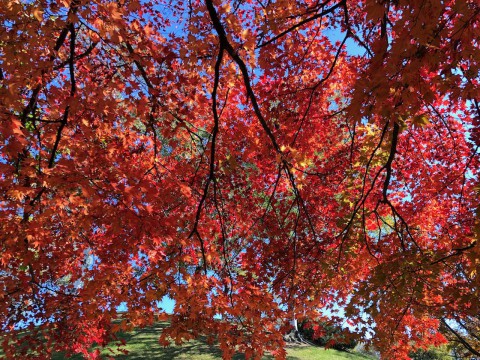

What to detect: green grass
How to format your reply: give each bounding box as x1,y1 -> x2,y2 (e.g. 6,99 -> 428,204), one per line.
50,322 -> 374,360
2,322 -> 373,359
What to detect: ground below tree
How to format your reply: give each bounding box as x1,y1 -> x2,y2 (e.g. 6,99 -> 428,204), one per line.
50,322 -> 375,360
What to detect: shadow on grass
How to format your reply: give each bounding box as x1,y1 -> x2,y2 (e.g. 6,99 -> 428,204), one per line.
108,324 -> 289,360
3,321 -> 323,359
107,323 -> 306,360
48,322 -> 304,359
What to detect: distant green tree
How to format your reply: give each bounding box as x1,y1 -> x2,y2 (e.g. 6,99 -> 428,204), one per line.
409,346 -> 452,360
299,320 -> 357,351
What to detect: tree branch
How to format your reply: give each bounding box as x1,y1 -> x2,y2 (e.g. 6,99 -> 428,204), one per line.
382,122 -> 399,202
188,45 -> 224,274
441,318 -> 480,357
48,23 -> 77,169
257,0 -> 345,48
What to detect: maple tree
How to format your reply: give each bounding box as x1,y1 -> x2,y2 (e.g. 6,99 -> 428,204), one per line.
0,0 -> 479,359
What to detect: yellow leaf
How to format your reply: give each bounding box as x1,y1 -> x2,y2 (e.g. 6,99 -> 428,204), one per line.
412,114 -> 430,128
33,8 -> 43,21
470,269 -> 476,279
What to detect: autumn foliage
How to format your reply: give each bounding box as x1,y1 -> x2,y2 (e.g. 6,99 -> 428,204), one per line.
1,0 -> 479,359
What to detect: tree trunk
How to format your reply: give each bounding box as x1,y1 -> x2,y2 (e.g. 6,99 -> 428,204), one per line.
284,317 -> 303,343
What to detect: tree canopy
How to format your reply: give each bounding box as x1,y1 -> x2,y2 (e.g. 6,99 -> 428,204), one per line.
1,0 -> 479,359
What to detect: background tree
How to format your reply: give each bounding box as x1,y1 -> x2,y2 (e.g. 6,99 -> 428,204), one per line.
0,0 -> 479,359
441,316 -> 480,358
298,319 -> 357,351
409,346 -> 452,360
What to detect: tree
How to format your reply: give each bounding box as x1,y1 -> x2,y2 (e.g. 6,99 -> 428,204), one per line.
441,316 -> 480,358
409,345 -> 451,360
299,319 -> 357,351
0,0 -> 479,359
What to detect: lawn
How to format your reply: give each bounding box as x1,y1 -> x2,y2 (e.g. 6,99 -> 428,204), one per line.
49,322 -> 374,360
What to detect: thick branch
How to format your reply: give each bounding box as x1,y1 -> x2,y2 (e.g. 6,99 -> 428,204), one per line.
206,0 -> 320,243
442,318 -> 480,357
53,41 -> 98,71
257,1 -> 345,48
431,240 -> 477,265
205,0 -> 281,154
20,2 -> 78,124
382,122 -> 399,201
48,23 -> 77,169
188,45 -> 224,274
126,42 -> 154,90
